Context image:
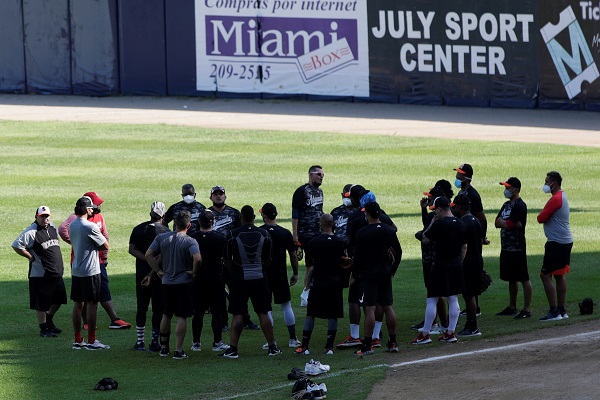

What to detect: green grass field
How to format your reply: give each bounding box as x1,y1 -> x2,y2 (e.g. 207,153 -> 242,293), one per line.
0,120 -> 598,399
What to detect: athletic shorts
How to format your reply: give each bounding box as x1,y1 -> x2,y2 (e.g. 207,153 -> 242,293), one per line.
541,241 -> 573,275
162,282 -> 194,318
307,282 -> 344,319
193,278 -> 226,317
70,274 -> 101,303
347,279 -> 360,304
422,262 -> 433,288
228,278 -> 272,315
267,272 -> 291,305
462,263 -> 483,298
135,272 -> 162,314
500,250 -> 529,283
99,263 -> 112,303
299,235 -> 317,267
29,276 -> 67,311
426,266 -> 463,298
355,277 -> 393,307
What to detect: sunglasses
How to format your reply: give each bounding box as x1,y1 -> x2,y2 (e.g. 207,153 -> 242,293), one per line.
310,172 -> 324,177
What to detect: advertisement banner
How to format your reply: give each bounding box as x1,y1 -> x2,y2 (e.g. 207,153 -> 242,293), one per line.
195,0 -> 369,96
538,1 -> 600,109
367,0 -> 539,107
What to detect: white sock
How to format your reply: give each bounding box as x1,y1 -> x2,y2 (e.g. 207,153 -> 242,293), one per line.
281,301 -> 295,326
372,321 -> 382,340
350,324 -> 360,339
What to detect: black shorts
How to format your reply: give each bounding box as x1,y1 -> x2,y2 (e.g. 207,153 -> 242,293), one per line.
462,263 -> 483,298
162,283 -> 194,318
193,278 -> 226,316
135,272 -> 162,314
299,235 -> 317,266
347,279 -> 360,304
307,282 -> 344,319
500,250 -> 529,283
426,266 -> 463,298
70,275 -> 101,303
99,263 -> 111,303
267,273 -> 291,304
29,276 -> 67,311
355,277 -> 393,307
541,241 -> 573,275
228,278 -> 272,315
422,262 -> 433,288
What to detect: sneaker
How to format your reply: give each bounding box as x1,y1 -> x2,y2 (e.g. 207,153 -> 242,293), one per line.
457,327 -> 482,337
173,350 -> 188,359
219,347 -> 239,359
336,336 -> 362,349
295,346 -> 310,355
305,359 -> 330,375
306,383 -> 326,400
561,312 -> 569,319
40,328 -> 57,337
460,308 -> 481,317
212,340 -> 230,352
318,383 -> 328,395
289,338 -> 302,348
222,325 -> 229,333
159,347 -> 169,357
539,310 -> 562,321
419,323 -> 443,334
438,332 -> 458,343
411,333 -> 432,345
324,347 -> 334,355
353,347 -> 374,357
72,340 -> 87,350
133,341 -> 145,351
496,307 -> 519,316
514,310 -> 532,319
387,341 -> 399,353
372,338 -> 381,348
243,322 -> 260,330
410,320 -> 424,330
191,342 -> 202,351
148,341 -> 161,352
268,346 -> 282,356
86,340 -> 110,350
48,322 -> 62,334
109,319 -> 132,329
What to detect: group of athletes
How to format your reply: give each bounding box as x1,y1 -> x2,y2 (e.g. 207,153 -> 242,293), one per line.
12,163 -> 573,358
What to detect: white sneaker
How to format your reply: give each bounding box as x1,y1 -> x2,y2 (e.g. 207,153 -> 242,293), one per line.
191,342 -> 202,351
86,340 -> 110,350
212,340 -> 230,351
289,338 -> 302,348
418,323 -> 445,335
305,359 -> 330,375
306,383 -> 326,399
318,383 -> 327,394
261,343 -> 269,350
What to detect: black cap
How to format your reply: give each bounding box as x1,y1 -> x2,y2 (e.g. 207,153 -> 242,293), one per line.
364,201 -> 381,216
349,184 -> 367,200
424,186 -> 446,198
259,203 -> 277,219
430,196 -> 451,209
211,185 -> 225,194
500,177 -> 521,189
76,196 -> 96,209
342,184 -> 353,197
454,163 -> 474,178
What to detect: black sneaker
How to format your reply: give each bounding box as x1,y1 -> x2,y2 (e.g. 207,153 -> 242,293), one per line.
496,307 -> 519,316
159,347 -> 169,357
133,341 -> 145,351
47,322 -> 62,334
40,328 -> 57,338
539,310 -> 562,321
219,347 -> 239,359
514,310 -> 532,319
148,341 -> 161,352
244,322 -> 260,330
268,346 -> 282,356
173,350 -> 188,360
457,327 -> 482,337
410,320 -> 425,330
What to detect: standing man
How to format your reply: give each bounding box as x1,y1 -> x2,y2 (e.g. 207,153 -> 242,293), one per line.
331,184 -> 355,242
59,191 -> 131,329
453,194 -> 484,337
352,202 -> 402,356
164,183 -> 206,236
495,178 -> 532,319
454,164 -> 489,245
412,197 -> 466,345
12,206 -> 67,337
69,196 -> 111,350
128,201 -> 170,351
538,171 -> 573,321
189,210 -> 230,352
259,203 -> 301,348
292,165 -> 324,289
145,210 -> 201,360
219,206 -> 280,358
295,214 -> 349,355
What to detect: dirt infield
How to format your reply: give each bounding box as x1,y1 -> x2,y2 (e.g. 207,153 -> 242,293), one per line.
1,94 -> 599,398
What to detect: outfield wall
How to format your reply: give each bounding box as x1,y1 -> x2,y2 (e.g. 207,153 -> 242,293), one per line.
1,0 -> 599,110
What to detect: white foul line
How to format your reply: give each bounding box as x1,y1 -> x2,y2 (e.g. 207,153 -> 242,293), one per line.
215,330 -> 600,400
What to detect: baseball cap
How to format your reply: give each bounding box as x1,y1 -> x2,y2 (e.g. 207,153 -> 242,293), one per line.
259,203 -> 277,219
150,201 -> 166,217
76,196 -> 96,209
211,185 -> 225,194
342,184 -> 353,197
83,191 -> 104,206
199,209 -> 215,224
36,206 -> 51,216
500,177 -> 521,189
359,191 -> 377,208
349,185 -> 367,200
454,163 -> 474,178
453,194 -> 471,206
364,201 -> 381,215
430,196 -> 451,210
423,186 -> 445,198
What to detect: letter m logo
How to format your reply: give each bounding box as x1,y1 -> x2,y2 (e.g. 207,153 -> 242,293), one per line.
540,6 -> 599,99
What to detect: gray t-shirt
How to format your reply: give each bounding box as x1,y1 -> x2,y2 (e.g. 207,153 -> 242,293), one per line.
149,231 -> 200,285
69,217 -> 106,277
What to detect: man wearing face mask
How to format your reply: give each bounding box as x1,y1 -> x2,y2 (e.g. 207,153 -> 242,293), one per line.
537,171 -> 573,321
331,184 -> 355,243
453,164 -> 489,245
164,184 -> 206,236
495,177 -> 532,319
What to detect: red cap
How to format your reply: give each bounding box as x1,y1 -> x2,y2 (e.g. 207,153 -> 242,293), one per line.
83,191 -> 104,206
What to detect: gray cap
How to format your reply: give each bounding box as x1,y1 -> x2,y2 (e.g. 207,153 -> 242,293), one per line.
150,201 -> 166,217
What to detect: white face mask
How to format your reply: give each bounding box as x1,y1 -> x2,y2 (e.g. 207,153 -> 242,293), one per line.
183,195 -> 195,204
342,198 -> 353,207
542,184 -> 552,194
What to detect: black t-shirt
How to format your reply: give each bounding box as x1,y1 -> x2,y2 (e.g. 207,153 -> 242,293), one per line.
259,224 -> 295,282
226,225 -> 272,281
129,220 -> 171,275
352,223 -> 402,279
497,198 -> 527,251
330,204 -> 354,242
164,200 -> 206,235
308,233 -> 347,288
424,216 -> 467,269
190,230 -> 226,281
210,205 -> 241,238
346,208 -> 395,257
292,183 -> 323,239
457,186 -> 484,214
460,213 -> 483,270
